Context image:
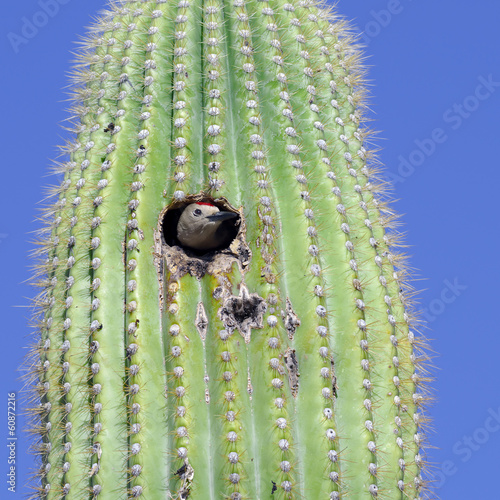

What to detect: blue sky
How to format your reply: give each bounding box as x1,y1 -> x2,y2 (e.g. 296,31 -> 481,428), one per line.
1,0 -> 499,498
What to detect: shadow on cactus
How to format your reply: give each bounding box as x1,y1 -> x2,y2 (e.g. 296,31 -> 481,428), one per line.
25,0 -> 433,499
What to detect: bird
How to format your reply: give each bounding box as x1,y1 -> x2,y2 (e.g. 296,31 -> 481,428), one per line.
176,202 -> 239,252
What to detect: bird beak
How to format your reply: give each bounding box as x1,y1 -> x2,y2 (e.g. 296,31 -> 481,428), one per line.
206,211 -> 239,222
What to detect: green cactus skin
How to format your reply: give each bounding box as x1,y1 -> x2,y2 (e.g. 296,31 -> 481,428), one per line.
27,0 -> 431,499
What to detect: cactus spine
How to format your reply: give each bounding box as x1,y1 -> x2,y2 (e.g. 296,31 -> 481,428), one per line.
27,0 -> 429,498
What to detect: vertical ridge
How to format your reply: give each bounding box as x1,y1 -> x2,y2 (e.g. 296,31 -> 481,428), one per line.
87,3 -> 152,497
166,0 -> 205,200
122,1 -> 176,497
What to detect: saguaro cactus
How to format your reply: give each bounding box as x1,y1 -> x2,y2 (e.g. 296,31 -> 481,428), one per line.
27,0 -> 430,499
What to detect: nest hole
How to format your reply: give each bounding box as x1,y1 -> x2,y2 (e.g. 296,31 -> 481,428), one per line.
161,196 -> 240,255
158,195 -> 250,279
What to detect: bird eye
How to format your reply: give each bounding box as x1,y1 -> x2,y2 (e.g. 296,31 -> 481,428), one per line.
193,208 -> 202,216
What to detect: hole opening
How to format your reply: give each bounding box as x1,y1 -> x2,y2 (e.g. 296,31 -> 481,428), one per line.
161,195 -> 241,256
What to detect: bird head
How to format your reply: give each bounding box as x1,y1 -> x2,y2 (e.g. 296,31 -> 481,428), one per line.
177,202 -> 238,251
